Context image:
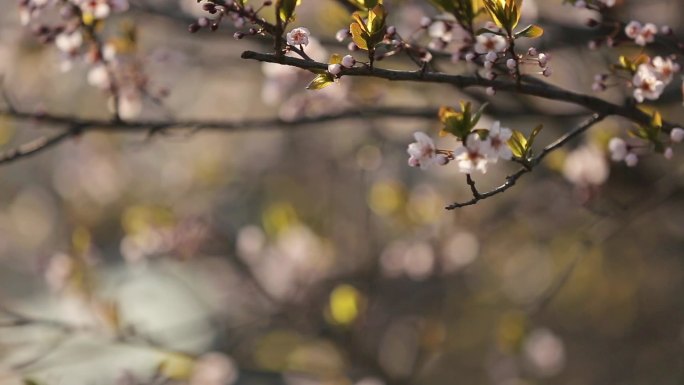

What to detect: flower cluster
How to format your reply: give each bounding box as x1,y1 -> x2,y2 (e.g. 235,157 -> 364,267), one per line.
407,120 -> 513,174
608,127 -> 684,167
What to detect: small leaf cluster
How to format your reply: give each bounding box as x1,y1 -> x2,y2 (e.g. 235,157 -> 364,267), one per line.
349,3 -> 387,52
507,124 -> 543,159
438,101 -> 488,140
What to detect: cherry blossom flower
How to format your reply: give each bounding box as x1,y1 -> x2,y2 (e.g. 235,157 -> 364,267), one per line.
625,21 -> 657,46
651,56 -> 680,83
632,64 -> 665,103
286,27 -> 310,47
453,133 -> 493,174
474,33 -> 507,55
407,132 -> 438,169
487,121 -> 513,161
624,21 -> 641,40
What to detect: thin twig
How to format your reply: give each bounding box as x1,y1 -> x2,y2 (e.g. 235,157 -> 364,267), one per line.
446,114 -> 605,209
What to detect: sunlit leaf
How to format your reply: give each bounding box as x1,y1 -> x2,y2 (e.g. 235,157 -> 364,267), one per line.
508,129 -> 527,158
515,24 -> 543,38
306,73 -> 335,90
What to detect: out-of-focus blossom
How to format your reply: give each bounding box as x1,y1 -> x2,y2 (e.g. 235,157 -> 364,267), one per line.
45,252 -> 74,292
190,352 -> 239,385
608,137 -> 628,161
625,21 -> 657,46
562,144 -> 609,186
523,328 -> 566,377
76,0 -> 130,20
88,64 -> 111,89
670,127 -> 684,143
55,30 -> 83,54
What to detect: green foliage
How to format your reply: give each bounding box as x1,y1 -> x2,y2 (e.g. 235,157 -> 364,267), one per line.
278,0 -> 301,23
439,102 -> 488,140
507,124 -> 543,159
482,0 -> 522,33
349,4 -> 387,52
515,24 -> 544,39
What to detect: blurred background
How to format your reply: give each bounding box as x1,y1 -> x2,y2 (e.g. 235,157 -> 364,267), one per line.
1,0 -> 684,384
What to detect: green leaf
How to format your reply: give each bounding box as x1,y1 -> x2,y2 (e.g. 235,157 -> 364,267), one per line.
508,129 -> 527,158
24,379 -> 43,385
307,73 -> 335,90
515,24 -> 543,39
349,22 -> 369,50
278,0 -> 301,22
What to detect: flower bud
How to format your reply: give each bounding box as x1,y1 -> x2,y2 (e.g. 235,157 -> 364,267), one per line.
506,58 -> 517,69
625,153 -> 639,167
671,127 -> 684,143
486,87 -> 496,96
328,63 -> 342,76
341,55 -> 355,68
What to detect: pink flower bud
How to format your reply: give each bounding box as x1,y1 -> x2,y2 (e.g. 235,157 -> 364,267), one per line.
486,87 -> 496,96
328,63 -> 342,76
671,127 -> 684,143
436,154 -> 449,165
664,147 -> 674,160
420,16 -> 431,28
625,153 -> 638,167
506,58 -> 516,69
341,55 -> 355,68
485,51 -> 497,62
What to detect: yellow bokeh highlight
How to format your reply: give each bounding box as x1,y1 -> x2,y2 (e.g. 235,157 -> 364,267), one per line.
262,201 -> 298,236
328,284 -> 362,326
158,353 -> 195,380
368,180 -> 404,216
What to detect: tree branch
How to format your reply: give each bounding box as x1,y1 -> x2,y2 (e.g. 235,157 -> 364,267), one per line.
0,106 -> 438,164
446,114 -> 606,209
240,51 -> 678,131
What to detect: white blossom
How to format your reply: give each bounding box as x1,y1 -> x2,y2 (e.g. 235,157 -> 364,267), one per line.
453,133 -> 493,174
487,121 -> 513,161
286,27 -> 310,47
626,21 -> 657,46
632,64 -> 665,102
624,21 -> 641,39
474,33 -> 507,55
407,132 -> 438,170
651,56 -> 679,83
